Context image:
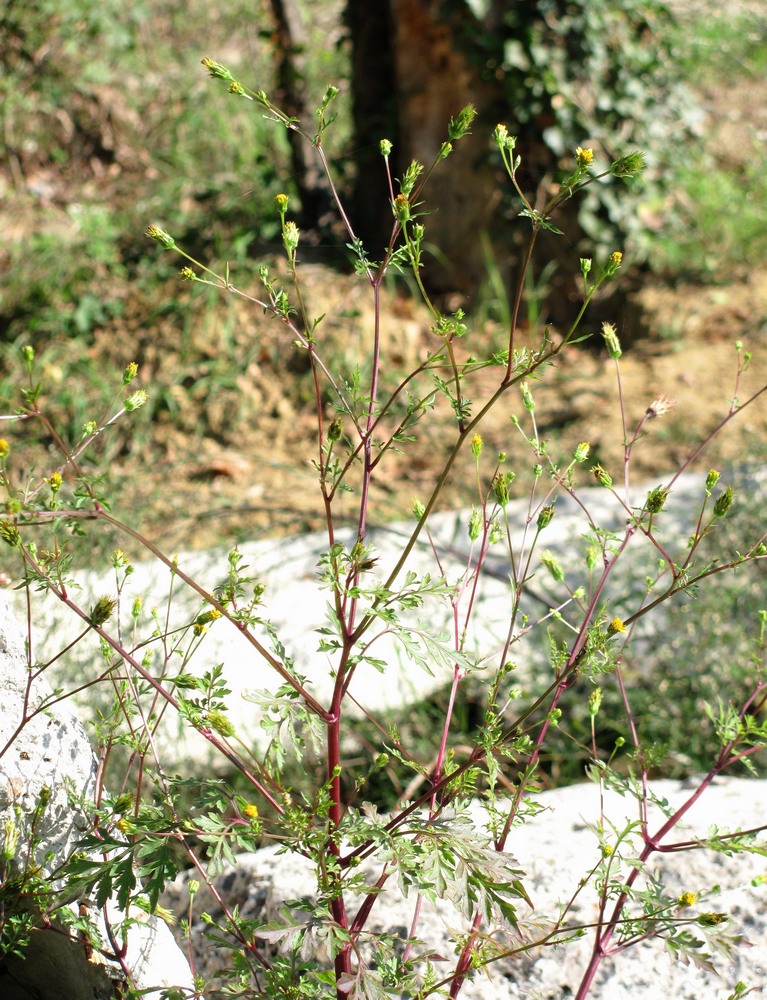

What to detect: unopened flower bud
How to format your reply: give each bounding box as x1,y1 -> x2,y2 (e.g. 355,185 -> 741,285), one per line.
537,505 -> 555,530
379,139 -> 393,157
539,550 -> 564,582
204,710 -> 235,737
90,595 -> 117,627
591,465 -> 613,488
448,104 -> 476,141
644,485 -> 669,514
713,487 -> 734,518
520,382 -> 535,411
588,687 -> 602,717
573,441 -> 590,463
328,416 -> 343,442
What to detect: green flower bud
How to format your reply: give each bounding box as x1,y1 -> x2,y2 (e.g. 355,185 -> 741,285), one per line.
588,687 -> 602,718
705,469 -> 720,494
492,471 -> 515,507
204,710 -> 235,738
537,505 -> 555,530
645,485 -> 669,514
713,487 -> 734,518
399,160 -> 423,196
0,522 -> 20,547
379,139 -> 393,157
122,362 -> 138,385
591,465 -> 613,488
448,104 -> 476,141
327,416 -> 343,442
697,912 -> 727,926
520,382 -> 535,411
412,497 -> 426,520
539,549 -> 564,582
275,193 -> 289,214
468,507 -> 482,542
573,441 -> 590,463
90,595 -> 117,627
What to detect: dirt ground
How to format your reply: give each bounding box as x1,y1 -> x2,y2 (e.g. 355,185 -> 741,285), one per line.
96,260 -> 767,554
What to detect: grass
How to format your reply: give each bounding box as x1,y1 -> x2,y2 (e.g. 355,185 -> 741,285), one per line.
651,6 -> 767,278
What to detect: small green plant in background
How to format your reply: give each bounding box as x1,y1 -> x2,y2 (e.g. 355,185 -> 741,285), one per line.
1,54 -> 767,1000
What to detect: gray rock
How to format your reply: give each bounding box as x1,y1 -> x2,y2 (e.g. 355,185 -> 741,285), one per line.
161,776 -> 767,998
8,471 -> 737,768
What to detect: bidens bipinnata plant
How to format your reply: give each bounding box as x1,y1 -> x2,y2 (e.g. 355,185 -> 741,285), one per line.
1,58 -> 767,1000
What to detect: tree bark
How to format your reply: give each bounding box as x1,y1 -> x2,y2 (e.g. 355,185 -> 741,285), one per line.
269,0 -> 332,224
346,0 -> 501,295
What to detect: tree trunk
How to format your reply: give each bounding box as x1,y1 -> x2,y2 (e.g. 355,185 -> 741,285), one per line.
346,0 -> 500,295
269,0 -> 332,225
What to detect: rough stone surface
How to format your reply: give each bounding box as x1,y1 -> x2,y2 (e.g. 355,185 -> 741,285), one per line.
161,776 -> 767,999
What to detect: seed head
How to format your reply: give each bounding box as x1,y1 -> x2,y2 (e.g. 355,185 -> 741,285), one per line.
145,225 -> 175,250
601,322 -> 622,360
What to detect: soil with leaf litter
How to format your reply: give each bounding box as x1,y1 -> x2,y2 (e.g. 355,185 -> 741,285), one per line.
85,263 -> 767,556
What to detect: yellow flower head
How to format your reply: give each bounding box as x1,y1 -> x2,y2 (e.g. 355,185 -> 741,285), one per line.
576,146 -> 594,166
